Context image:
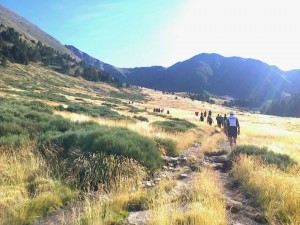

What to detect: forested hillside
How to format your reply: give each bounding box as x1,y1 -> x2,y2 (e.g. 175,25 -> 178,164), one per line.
0,24 -> 117,84
263,93 -> 300,117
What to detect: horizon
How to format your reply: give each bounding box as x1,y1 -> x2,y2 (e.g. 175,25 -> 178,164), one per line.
1,0 -> 300,71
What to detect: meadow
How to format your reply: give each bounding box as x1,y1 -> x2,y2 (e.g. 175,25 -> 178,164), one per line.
0,62 -> 300,225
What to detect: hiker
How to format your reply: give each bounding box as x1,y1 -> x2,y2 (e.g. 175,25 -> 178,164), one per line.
216,114 -> 223,128
208,110 -> 212,116
204,111 -> 207,117
207,115 -> 213,126
227,111 -> 240,147
223,114 -> 228,140
200,112 -> 204,122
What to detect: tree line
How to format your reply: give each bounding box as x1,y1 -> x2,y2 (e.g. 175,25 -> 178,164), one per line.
0,24 -> 119,84
262,93 -> 300,117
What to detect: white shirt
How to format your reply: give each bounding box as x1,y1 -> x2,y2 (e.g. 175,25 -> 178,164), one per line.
228,116 -> 237,127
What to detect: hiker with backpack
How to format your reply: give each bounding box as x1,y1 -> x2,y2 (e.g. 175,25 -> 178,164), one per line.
227,111 -> 240,146
207,115 -> 213,126
216,114 -> 223,128
200,112 -> 204,121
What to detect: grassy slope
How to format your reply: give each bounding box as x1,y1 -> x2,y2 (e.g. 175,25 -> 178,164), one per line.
1,62 -> 300,224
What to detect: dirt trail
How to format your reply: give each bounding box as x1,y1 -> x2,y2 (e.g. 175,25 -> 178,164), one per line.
126,141 -> 268,225
209,141 -> 268,225
34,141 -> 267,225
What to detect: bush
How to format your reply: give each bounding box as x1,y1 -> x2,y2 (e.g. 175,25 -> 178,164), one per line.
43,125 -> 163,170
155,137 -> 177,156
64,102 -> 125,120
133,115 -> 149,122
229,145 -> 297,169
69,153 -> 146,191
152,118 -> 196,133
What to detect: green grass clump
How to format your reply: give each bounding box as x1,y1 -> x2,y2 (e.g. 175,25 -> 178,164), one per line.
44,125 -> 163,170
229,145 -> 297,169
57,102 -> 125,120
129,106 -> 145,113
155,137 -> 177,156
132,115 -> 149,122
152,118 -> 196,133
68,153 -> 146,191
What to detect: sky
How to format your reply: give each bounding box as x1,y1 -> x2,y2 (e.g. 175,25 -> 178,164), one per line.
1,0 -> 300,71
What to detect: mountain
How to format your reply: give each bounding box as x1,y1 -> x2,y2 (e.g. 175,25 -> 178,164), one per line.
2,3 -> 300,102
123,53 -> 298,100
0,4 -> 78,60
65,45 -> 126,82
66,42 -> 300,100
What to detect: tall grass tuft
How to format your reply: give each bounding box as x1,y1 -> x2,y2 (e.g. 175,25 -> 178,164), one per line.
232,155 -> 300,225
229,145 -> 297,169
155,137 -> 177,156
148,169 -> 226,225
0,147 -> 77,225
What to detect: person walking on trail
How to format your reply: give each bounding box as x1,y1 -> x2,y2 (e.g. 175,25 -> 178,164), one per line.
227,111 -> 240,147
200,112 -> 204,121
204,111 -> 207,117
216,114 -> 223,128
208,110 -> 212,116
207,115 -> 213,126
223,114 -> 229,140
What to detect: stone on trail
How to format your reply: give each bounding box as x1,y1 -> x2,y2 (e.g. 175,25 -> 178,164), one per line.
179,173 -> 189,179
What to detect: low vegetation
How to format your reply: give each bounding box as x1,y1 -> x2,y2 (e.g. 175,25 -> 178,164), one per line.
55,102 -> 127,120
232,155 -> 300,225
229,145 -> 297,169
152,118 -> 196,133
155,137 -> 177,156
148,169 -> 226,225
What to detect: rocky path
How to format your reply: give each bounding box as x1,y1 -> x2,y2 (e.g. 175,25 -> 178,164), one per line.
206,141 -> 268,225
125,141 -> 268,225
34,142 -> 268,225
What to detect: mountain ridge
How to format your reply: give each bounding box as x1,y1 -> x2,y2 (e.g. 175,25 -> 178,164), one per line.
0,4 -> 78,60
1,3 -> 300,101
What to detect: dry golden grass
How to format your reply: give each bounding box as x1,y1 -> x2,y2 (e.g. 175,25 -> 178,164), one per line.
0,147 -> 78,225
232,155 -> 300,225
148,169 -> 226,225
236,113 -> 300,162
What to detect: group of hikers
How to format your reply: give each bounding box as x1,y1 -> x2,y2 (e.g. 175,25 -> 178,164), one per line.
153,108 -> 170,114
199,110 -> 240,146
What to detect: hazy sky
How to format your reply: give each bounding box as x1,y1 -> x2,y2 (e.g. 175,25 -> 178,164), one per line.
1,0 -> 300,70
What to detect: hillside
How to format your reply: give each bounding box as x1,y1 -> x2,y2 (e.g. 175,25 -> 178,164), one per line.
0,4 -> 78,60
1,62 -> 300,225
65,45 -> 127,82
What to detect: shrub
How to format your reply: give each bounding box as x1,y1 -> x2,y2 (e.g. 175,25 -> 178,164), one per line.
43,125 -> 163,170
65,102 -> 125,120
152,118 -> 196,133
155,137 -> 177,156
229,145 -> 296,169
133,115 -> 149,122
68,153 -> 146,191
129,106 -> 144,113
